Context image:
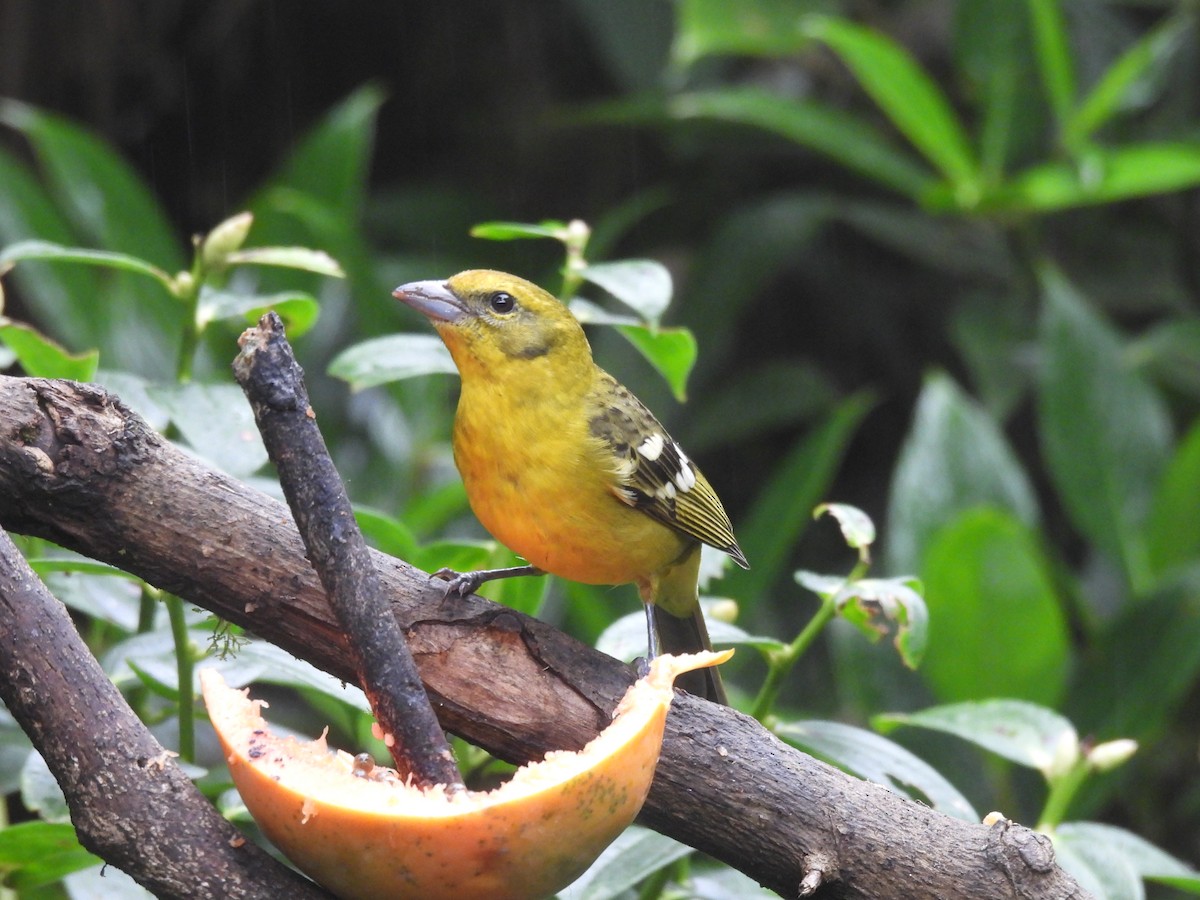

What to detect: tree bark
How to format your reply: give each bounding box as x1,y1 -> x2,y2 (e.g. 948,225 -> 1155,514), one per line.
0,375 -> 1089,900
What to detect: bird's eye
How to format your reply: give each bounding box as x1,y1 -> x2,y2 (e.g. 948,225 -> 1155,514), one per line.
489,291 -> 516,313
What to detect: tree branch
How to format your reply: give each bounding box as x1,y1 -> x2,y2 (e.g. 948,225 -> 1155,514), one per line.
0,375 -> 1087,900
0,524 -> 333,900
232,313 -> 462,790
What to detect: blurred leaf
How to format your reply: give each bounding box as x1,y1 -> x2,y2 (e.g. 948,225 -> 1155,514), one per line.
226,246 -> 345,278
833,576 -> 928,669
776,719 -> 977,821
151,382 -> 269,477
814,503 -> 875,554
582,259 -> 673,325
569,297 -> 640,327
721,392 -> 873,602
196,288 -> 320,337
1064,11 -> 1193,148
800,15 -> 979,198
886,372 -> 1038,574
685,359 -> 837,453
1026,0 -> 1076,130
615,323 -> 696,402
560,825 -> 693,899
0,240 -> 173,290
1128,316 -> 1200,399
1146,420 -> 1200,579
672,0 -> 817,66
0,822 -> 100,891
0,319 -> 99,380
19,752 -> 69,823
64,864 -> 155,899
0,102 -> 185,377
948,291 -> 1034,419
1070,573 -> 1200,743
1037,265 -> 1172,588
354,506 -> 419,560
877,699 -> 1078,777
1055,822 -> 1200,892
920,508 -> 1069,706
1054,834 -> 1144,900
990,143 -> 1200,212
470,220 -> 567,241
669,89 -> 934,198
41,564 -> 143,632
328,333 -> 456,390
270,85 -> 384,218
0,101 -> 182,270
0,145 -> 103,347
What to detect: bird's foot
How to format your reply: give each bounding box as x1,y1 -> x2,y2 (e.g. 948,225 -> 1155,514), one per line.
633,656 -> 652,680
431,567 -> 483,597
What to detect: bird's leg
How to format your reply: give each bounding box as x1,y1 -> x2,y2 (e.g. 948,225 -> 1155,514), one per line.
432,564 -> 544,597
636,601 -> 662,678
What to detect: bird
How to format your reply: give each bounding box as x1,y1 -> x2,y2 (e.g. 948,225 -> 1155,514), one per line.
393,270 -> 747,703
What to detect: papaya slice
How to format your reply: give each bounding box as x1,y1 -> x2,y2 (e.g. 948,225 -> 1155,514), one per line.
201,649 -> 732,900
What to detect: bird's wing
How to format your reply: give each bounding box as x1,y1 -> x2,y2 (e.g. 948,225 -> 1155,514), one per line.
589,373 -> 748,568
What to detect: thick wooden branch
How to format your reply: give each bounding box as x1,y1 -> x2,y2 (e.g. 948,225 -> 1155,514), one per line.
0,525 -> 333,900
0,375 -> 1087,900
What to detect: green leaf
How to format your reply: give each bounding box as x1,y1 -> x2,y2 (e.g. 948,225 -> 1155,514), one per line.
877,699 -> 1078,777
777,719 -> 977,820
672,0 -> 816,66
196,288 -> 320,337
1052,835 -> 1142,900
1025,0 -> 1076,130
469,220 -> 567,241
1064,12 -> 1194,148
582,259 -> 673,325
0,239 -> 173,291
722,392 -> 873,603
1146,420 -> 1200,578
1056,822 -> 1200,892
1037,265 -> 1172,588
150,382 -> 269,477
354,506 -> 419,560
1128,317 -> 1200,399
0,101 -> 186,377
800,15 -> 979,199
270,84 -> 385,217
832,576 -> 928,669
559,826 -> 693,899
0,145 -> 103,348
813,503 -> 875,554
992,143 -> 1200,213
919,508 -> 1070,706
328,333 -> 456,390
668,88 -> 935,198
614,323 -> 696,402
0,101 -> 182,270
225,246 -> 345,278
0,320 -> 99,380
0,821 -> 100,891
886,372 -> 1039,574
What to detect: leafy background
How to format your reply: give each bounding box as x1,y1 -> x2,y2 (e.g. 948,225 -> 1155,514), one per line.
2,1 -> 1200,898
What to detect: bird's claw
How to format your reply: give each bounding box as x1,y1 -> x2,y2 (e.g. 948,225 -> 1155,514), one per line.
633,656 -> 652,680
431,567 -> 482,597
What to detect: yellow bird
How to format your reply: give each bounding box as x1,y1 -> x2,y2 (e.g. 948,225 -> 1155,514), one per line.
394,270 -> 747,703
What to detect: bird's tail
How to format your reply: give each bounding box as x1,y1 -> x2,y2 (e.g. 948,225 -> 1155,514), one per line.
652,603 -> 728,705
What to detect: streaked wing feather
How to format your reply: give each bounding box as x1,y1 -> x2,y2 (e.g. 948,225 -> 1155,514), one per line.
588,372 -> 748,567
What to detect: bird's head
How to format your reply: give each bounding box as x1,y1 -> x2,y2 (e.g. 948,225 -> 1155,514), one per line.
393,270 -> 589,375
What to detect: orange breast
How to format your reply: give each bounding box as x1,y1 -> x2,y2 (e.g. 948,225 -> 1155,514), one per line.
452,400 -> 687,587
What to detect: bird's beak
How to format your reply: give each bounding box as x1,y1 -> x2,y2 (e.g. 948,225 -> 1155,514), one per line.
393,280 -> 467,323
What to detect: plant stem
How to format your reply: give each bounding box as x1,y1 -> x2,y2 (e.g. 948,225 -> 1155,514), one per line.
750,593 -> 838,721
166,593 -> 195,763
1036,759 -> 1089,832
